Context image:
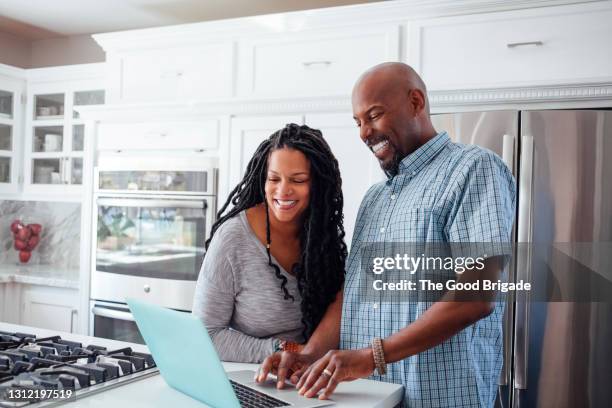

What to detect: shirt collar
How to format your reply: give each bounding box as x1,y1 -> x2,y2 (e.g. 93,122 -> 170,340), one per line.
397,131 -> 450,177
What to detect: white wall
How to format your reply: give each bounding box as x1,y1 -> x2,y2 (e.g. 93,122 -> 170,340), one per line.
0,31 -> 31,68
30,35 -> 104,68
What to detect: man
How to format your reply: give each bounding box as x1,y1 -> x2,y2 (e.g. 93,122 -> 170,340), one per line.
257,62 -> 516,407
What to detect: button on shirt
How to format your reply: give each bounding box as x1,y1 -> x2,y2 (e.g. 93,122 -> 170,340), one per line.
340,132 -> 516,408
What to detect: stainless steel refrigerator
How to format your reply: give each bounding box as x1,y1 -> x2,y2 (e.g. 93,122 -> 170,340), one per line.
431,110 -> 612,408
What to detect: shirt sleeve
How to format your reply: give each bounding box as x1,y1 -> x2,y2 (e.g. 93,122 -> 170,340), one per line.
192,231 -> 277,363
445,150 -> 516,251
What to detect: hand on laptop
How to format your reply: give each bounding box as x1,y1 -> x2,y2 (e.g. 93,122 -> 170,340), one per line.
256,351 -> 317,389
296,349 -> 375,400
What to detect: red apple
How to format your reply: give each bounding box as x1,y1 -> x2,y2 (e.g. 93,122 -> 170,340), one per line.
19,250 -> 31,263
28,224 -> 42,235
10,220 -> 23,233
27,235 -> 40,250
16,227 -> 31,241
14,239 -> 27,251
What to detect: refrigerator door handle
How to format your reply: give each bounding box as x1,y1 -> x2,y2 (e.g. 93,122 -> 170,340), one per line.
514,135 -> 535,390
502,134 -> 515,173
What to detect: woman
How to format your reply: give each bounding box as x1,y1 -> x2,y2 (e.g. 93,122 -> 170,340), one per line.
192,123 -> 347,363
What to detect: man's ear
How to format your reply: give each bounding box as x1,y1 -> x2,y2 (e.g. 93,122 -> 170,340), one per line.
409,89 -> 427,115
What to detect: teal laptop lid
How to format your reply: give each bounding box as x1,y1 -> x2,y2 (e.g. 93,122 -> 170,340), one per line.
127,298 -> 240,408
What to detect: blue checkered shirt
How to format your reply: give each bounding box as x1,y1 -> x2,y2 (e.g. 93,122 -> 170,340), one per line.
339,132 -> 516,407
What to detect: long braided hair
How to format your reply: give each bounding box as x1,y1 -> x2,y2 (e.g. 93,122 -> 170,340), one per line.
205,123 -> 347,340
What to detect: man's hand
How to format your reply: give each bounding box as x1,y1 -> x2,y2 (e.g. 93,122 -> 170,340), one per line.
296,348 -> 375,400
256,351 -> 317,389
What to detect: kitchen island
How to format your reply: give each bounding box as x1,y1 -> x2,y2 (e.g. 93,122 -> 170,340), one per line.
0,322 -> 403,407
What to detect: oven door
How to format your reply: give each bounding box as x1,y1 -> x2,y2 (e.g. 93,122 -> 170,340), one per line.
92,195 -> 214,310
90,301 -> 146,344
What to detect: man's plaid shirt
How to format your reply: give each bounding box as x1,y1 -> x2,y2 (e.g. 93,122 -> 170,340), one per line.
340,132 -> 516,407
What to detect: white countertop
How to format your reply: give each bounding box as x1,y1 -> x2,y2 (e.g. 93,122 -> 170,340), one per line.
0,323 -> 404,408
0,265 -> 79,289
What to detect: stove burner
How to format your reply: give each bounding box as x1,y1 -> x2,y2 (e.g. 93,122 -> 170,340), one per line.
0,330 -> 156,407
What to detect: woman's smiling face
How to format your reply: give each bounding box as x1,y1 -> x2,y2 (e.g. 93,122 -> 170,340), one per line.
265,148 -> 311,224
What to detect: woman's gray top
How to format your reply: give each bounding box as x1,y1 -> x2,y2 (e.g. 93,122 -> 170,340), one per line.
192,211 -> 303,363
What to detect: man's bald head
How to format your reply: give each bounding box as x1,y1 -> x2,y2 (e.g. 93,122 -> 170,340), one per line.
352,62 -> 430,115
351,62 -> 437,178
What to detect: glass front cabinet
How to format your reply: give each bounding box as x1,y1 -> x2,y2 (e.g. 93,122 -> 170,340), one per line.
0,76 -> 24,194
24,84 -> 104,195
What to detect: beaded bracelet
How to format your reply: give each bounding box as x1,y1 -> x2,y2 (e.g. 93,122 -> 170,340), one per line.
371,337 -> 387,375
280,340 -> 303,353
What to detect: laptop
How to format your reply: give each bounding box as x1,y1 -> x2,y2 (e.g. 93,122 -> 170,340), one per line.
127,298 -> 334,408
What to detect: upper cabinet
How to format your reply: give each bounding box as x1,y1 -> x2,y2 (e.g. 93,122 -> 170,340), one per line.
104,42 -> 234,104
408,1 -> 612,91
23,64 -> 105,197
0,72 -> 25,194
236,26 -> 400,98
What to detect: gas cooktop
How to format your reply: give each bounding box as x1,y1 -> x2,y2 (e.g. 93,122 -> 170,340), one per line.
0,330 -> 157,407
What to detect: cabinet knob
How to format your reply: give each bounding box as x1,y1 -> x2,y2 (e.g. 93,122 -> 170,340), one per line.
143,284 -> 151,293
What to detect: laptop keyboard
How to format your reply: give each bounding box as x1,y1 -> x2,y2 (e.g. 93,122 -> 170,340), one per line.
230,380 -> 291,407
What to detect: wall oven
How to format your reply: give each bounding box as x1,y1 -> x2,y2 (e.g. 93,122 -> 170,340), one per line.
90,158 -> 217,337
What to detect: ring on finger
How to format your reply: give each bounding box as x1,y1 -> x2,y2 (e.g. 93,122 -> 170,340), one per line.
321,368 -> 333,378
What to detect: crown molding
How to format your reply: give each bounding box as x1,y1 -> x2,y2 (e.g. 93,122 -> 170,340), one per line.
76,81 -> 612,122
93,0 -> 601,52
25,63 -> 106,83
429,82 -> 612,107
0,63 -> 27,80
75,96 -> 352,122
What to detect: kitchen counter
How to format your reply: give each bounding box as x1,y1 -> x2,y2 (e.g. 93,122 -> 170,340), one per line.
0,323 -> 404,408
0,265 -> 79,289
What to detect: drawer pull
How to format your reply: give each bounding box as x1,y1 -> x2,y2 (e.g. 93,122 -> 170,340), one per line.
506,41 -> 543,49
144,132 -> 168,139
302,60 -> 332,68
160,70 -> 184,78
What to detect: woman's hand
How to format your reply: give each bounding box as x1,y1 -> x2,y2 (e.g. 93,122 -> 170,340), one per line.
256,351 -> 317,389
296,348 -> 375,400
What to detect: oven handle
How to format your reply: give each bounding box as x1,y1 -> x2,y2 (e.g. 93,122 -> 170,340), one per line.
96,198 -> 206,209
92,306 -> 135,322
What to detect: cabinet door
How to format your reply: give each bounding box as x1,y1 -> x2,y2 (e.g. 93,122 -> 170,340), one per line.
23,77 -> 104,198
305,113 -> 385,248
110,43 -> 234,103
0,77 -> 24,194
409,2 -> 612,90
97,120 -> 219,151
237,26 -> 399,98
21,286 -> 79,333
227,115 -> 303,200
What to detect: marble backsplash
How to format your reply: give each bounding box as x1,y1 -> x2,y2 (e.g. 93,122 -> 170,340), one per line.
0,201 -> 81,269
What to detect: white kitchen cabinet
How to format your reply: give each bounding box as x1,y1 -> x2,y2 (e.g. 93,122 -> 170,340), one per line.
97,120 -> 219,152
106,43 -> 234,104
227,115 -> 303,194
21,285 -> 79,333
237,26 -> 400,98
304,113 -> 385,247
0,69 -> 25,194
409,1 -> 612,90
23,65 -> 105,197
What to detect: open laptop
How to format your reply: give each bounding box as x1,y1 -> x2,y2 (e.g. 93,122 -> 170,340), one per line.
127,298 -> 333,408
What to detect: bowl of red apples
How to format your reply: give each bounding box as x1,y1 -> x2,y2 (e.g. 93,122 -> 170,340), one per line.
10,220 -> 42,263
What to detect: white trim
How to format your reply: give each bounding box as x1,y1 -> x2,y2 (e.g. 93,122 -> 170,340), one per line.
26,63 -> 106,83
76,81 -> 612,122
429,83 -> 612,106
0,63 -> 27,79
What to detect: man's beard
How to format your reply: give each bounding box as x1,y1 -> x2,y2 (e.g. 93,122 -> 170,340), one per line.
382,149 -> 403,179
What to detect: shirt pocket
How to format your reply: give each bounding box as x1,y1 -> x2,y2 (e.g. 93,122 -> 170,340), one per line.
389,207 -> 445,242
